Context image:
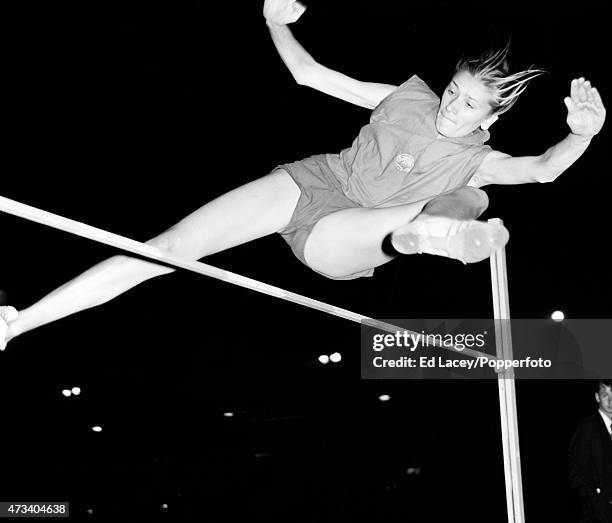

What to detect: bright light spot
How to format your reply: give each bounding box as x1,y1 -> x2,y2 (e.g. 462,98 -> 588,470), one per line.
551,310 -> 565,322
71,387 -> 81,396
378,394 -> 391,402
86,509 -> 93,515
62,389 -> 72,397
223,412 -> 234,418
329,352 -> 342,363
161,504 -> 168,510
318,355 -> 330,364
91,425 -> 103,433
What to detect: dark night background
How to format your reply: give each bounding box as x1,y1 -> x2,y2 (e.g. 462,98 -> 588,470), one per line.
1,0 -> 610,521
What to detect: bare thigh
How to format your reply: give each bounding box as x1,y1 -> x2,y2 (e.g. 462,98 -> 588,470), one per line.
116,168 -> 302,287
6,170 -> 302,341
151,169 -> 300,260
304,197 -> 434,278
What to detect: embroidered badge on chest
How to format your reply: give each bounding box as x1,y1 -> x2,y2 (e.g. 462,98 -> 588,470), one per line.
394,153 -> 416,173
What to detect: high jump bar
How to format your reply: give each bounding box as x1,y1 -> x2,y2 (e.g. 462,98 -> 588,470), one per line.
0,194 -> 496,361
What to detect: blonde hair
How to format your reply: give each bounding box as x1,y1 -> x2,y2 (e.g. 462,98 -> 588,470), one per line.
455,43 -> 546,115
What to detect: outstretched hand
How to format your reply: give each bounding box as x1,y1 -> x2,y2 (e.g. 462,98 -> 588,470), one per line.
564,78 -> 606,137
263,0 -> 306,25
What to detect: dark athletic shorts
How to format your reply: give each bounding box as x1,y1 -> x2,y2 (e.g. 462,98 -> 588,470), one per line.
275,154 -> 375,280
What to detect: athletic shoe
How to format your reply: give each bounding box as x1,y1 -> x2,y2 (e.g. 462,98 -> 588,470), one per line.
0,306 -> 18,351
391,216 -> 509,264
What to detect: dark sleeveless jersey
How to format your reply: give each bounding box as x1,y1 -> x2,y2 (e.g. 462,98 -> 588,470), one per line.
324,75 -> 492,207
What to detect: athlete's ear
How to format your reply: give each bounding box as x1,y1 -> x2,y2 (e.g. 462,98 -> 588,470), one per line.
480,114 -> 499,131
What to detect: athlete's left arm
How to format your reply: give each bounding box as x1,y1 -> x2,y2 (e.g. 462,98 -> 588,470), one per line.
468,77 -> 606,187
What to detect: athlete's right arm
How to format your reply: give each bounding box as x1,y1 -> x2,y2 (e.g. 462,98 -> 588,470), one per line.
264,0 -> 397,110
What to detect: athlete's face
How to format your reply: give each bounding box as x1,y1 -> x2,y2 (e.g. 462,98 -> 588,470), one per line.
436,71 -> 497,138
596,384 -> 612,418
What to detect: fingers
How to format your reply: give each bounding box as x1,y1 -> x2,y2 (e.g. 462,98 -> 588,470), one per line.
591,86 -> 605,110
570,78 -> 579,100
571,78 -> 588,103
583,80 -> 593,104
578,80 -> 587,103
569,77 -> 605,112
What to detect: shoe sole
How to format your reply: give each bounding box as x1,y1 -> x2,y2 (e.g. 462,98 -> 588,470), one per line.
394,221 -> 509,263
0,306 -> 18,351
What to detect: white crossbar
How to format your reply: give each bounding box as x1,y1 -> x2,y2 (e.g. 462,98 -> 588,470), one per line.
0,195 -> 497,361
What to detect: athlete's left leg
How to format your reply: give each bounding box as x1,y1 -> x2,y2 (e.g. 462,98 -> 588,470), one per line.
419,186 -> 489,220
303,187 -> 505,278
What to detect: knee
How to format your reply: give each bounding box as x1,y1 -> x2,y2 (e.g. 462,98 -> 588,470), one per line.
446,186 -> 489,219
146,228 -> 185,256
422,187 -> 489,220
464,187 -> 489,217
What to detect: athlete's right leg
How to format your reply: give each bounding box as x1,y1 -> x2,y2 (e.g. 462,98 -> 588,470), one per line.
303,187 -> 506,278
391,186 -> 508,262
1,170 -> 300,347
419,186 -> 490,221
